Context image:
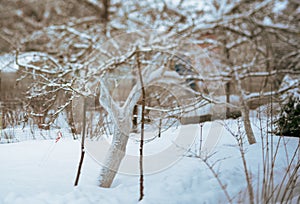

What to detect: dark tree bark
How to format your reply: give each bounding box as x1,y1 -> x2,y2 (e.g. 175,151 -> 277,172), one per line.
137,50 -> 145,201
74,97 -> 86,186
132,105 -> 138,132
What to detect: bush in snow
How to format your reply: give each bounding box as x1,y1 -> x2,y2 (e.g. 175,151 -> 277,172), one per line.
275,95 -> 300,137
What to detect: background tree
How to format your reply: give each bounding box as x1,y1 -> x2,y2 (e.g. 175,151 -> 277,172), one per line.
190,0 -> 300,144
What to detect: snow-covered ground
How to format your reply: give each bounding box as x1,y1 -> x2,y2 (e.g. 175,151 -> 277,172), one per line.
0,113 -> 299,204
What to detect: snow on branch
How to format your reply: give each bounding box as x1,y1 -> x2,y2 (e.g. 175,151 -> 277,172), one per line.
255,21 -> 300,35
238,70 -> 300,79
245,80 -> 300,102
77,0 -> 103,13
16,51 -> 62,75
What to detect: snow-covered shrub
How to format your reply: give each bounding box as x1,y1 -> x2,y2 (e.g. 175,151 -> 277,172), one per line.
275,95 -> 300,137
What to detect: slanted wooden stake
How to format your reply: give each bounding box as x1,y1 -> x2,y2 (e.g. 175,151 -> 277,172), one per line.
74,97 -> 86,186
137,50 -> 145,201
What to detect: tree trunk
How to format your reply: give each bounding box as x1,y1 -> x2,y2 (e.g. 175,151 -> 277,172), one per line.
66,103 -> 78,139
102,0 -> 110,35
233,81 -> 257,144
98,78 -> 141,188
226,82 -> 231,118
233,65 -> 257,145
240,100 -> 257,144
99,125 -> 129,188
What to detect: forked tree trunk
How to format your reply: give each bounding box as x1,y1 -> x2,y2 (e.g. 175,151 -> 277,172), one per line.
98,80 -> 140,187
99,125 -> 130,188
98,51 -> 163,188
